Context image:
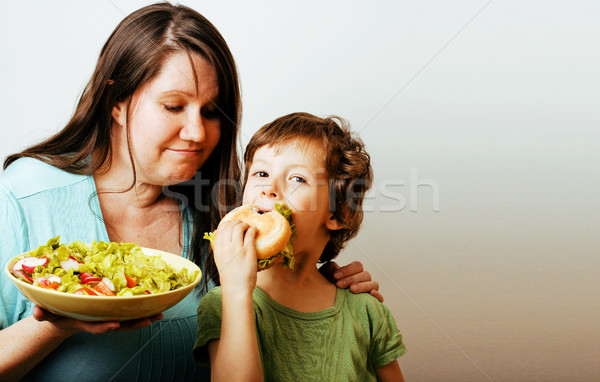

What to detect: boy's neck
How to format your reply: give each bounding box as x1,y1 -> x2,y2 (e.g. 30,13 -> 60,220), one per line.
256,251 -> 337,312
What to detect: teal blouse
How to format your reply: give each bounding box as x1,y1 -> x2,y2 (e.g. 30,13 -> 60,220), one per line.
0,158 -> 211,381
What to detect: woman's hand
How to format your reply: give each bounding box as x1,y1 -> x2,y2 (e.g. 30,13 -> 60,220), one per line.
32,305 -> 163,334
320,261 -> 384,302
213,220 -> 258,295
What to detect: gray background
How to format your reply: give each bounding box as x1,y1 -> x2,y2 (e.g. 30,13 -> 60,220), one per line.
1,1 -> 598,381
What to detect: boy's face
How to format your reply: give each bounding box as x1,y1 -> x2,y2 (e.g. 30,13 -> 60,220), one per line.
243,140 -> 341,256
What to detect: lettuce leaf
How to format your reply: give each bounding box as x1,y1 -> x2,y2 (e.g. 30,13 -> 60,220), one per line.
203,232 -> 216,244
272,203 -> 296,270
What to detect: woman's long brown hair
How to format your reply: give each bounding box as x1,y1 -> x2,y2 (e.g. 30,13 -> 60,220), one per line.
3,3 -> 241,289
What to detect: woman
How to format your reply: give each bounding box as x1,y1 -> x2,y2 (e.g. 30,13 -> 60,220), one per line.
0,3 -> 381,381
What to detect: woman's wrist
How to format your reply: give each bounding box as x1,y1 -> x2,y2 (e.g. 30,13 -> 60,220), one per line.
41,319 -> 78,338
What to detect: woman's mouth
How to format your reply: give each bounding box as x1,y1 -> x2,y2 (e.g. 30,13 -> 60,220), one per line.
166,148 -> 202,157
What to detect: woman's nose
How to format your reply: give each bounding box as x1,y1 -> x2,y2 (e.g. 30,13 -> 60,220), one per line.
179,112 -> 206,142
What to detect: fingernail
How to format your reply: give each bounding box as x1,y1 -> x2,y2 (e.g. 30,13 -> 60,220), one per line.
336,280 -> 347,288
333,271 -> 343,279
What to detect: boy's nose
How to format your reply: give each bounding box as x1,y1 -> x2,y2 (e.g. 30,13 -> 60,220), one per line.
262,188 -> 278,199
261,180 -> 279,199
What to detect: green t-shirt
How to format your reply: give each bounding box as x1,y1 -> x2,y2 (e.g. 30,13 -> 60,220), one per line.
194,286 -> 407,381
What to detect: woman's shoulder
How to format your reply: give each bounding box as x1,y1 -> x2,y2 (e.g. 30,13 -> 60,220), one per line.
0,157 -> 89,198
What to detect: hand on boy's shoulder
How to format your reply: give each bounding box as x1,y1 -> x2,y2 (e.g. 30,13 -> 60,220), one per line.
319,261 -> 384,303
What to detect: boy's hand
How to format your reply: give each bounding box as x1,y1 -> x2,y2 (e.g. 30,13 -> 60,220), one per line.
213,220 -> 258,295
320,261 -> 384,303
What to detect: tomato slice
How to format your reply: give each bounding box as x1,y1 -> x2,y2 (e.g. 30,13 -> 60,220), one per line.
47,281 -> 60,290
93,281 -> 116,296
125,274 -> 137,288
73,287 -> 98,296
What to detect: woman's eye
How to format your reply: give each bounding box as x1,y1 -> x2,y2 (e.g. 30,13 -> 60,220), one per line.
253,171 -> 268,178
290,175 -> 306,183
164,104 -> 183,112
202,107 -> 220,120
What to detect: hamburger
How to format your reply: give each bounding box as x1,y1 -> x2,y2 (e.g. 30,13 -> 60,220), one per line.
204,203 -> 297,270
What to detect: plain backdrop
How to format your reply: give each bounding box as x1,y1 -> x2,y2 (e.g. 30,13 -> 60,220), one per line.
1,1 -> 599,381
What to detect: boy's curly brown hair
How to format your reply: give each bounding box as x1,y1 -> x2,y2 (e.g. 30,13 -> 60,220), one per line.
243,112 -> 373,262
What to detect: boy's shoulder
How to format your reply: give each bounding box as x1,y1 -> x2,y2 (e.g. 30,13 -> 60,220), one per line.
339,288 -> 404,352
339,288 -> 392,318
199,286 -> 392,322
340,287 -> 383,305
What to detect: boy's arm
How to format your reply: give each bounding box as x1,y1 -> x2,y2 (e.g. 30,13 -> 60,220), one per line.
207,290 -> 262,381
375,360 -> 405,382
208,221 -> 263,381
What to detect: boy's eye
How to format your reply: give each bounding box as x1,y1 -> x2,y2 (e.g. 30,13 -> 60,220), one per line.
164,104 -> 183,112
254,171 -> 268,178
290,175 -> 306,183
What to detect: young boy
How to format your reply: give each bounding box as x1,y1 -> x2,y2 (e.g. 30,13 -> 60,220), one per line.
194,112 -> 406,381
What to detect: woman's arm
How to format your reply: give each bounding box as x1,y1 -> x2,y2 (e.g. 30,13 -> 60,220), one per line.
320,261 -> 384,302
0,315 -> 73,380
375,360 -> 405,382
209,221 -> 263,381
0,307 -> 161,380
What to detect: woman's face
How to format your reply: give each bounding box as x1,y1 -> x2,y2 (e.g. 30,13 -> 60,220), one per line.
111,51 -> 221,186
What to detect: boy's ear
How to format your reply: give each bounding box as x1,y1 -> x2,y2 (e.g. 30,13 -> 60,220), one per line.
111,101 -> 127,127
325,214 -> 343,231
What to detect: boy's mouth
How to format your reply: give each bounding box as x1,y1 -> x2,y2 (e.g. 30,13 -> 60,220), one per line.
250,204 -> 272,215
250,205 -> 267,214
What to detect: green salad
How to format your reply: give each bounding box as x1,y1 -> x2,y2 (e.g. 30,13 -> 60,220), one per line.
10,236 -> 198,296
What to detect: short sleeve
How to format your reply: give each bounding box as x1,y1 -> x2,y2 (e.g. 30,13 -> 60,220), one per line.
0,185 -> 33,328
369,303 -> 407,369
193,287 -> 224,365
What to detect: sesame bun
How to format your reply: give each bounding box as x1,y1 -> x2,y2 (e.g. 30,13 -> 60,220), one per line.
219,205 -> 293,260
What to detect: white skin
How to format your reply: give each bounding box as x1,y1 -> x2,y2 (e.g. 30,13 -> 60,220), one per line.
0,52 -> 380,380
0,51 -> 221,380
96,51 -> 221,255
208,141 -> 403,382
